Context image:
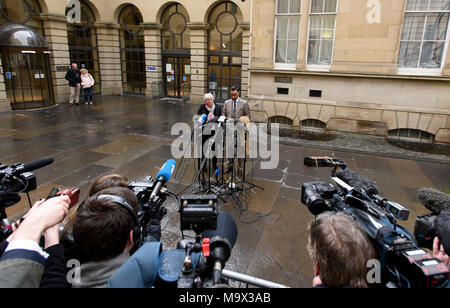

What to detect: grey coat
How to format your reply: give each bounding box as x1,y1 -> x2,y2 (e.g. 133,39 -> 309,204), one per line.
222,97 -> 251,120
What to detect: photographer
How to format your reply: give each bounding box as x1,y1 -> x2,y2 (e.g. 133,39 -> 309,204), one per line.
307,212 -> 375,288
71,187 -> 140,288
0,196 -> 70,288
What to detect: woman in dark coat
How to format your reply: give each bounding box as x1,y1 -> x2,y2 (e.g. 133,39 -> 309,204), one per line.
197,93 -> 222,175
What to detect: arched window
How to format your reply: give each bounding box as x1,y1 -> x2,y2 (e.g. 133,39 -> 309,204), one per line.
301,119 -> 327,132
0,0 -> 43,34
388,129 -> 435,143
161,3 -> 190,50
66,0 -> 100,94
208,1 -> 243,102
269,116 -> 294,128
119,5 -> 145,96
161,3 -> 191,98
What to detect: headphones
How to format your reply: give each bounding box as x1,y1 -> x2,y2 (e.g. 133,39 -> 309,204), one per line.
97,194 -> 142,246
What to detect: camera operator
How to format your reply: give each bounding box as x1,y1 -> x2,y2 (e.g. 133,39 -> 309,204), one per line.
62,174 -> 163,262
432,210 -> 450,269
71,187 -> 141,288
0,196 -> 70,288
307,212 -> 375,288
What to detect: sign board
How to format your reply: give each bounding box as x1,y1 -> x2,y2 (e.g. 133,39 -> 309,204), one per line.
56,66 -> 70,72
146,66 -> 157,72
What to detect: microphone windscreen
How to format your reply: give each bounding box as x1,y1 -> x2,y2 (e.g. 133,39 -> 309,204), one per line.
22,157 -> 54,173
202,211 -> 238,248
417,188 -> 450,214
435,210 -> 450,255
156,159 -> 176,183
336,169 -> 379,195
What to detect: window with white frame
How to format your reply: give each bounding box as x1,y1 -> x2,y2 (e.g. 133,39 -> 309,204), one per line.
398,0 -> 450,73
307,0 -> 338,69
274,0 -> 301,67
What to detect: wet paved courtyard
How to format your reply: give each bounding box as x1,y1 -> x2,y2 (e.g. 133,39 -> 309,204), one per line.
1,96 -> 449,288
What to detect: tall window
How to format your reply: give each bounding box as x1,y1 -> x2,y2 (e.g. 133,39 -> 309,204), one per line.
398,0 -> 450,74
161,3 -> 190,51
274,0 -> 301,67
307,0 -> 337,70
119,5 -> 145,96
66,0 -> 101,94
208,1 -> 243,102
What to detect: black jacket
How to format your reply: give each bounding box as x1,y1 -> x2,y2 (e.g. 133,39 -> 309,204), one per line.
65,69 -> 81,87
197,104 -> 222,120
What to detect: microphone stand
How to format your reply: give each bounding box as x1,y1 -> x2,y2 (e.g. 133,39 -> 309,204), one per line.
215,120 -> 245,210
184,122 -> 226,200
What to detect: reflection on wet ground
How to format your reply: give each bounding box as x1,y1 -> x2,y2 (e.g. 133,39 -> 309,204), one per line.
1,96 -> 449,288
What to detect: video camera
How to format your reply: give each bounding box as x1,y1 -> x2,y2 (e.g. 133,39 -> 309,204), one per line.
301,156 -> 450,288
0,157 -> 85,242
127,159 -> 178,245
413,188 -> 450,254
0,158 -> 54,208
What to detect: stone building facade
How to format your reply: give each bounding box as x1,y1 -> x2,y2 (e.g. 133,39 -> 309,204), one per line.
250,0 -> 450,144
0,0 -> 251,109
0,0 -> 449,144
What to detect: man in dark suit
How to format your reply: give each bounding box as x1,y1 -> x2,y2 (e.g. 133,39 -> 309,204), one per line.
222,86 -> 250,176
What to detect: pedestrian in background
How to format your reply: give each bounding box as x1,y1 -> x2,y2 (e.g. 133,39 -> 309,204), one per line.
81,68 -> 95,105
65,63 -> 81,105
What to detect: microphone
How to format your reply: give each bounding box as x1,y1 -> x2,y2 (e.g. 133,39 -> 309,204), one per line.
217,115 -> 227,128
150,159 -> 176,203
9,157 -> 54,176
202,211 -> 238,283
435,211 -> 450,255
417,188 -> 450,214
336,169 -> 379,196
336,169 -> 410,221
304,157 -> 347,169
198,114 -> 207,124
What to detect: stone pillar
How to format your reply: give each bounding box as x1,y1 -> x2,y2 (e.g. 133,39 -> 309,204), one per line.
142,23 -> 163,99
0,58 -> 11,112
240,23 -> 251,99
96,23 -> 122,96
188,23 -> 208,104
41,14 -> 71,104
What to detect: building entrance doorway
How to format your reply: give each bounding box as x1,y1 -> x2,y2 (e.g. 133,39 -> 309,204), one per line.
2,50 -> 53,110
163,55 -> 190,98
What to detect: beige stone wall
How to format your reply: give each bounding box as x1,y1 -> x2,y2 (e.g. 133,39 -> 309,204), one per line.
0,58 -> 11,112
249,71 -> 450,143
249,0 -> 450,144
143,24 -> 163,98
96,23 -> 123,96
41,15 -> 71,104
189,23 -> 208,103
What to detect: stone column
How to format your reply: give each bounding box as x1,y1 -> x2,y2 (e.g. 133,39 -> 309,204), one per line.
41,14 -> 71,104
188,23 -> 209,104
0,58 -> 11,112
95,23 -> 122,96
240,23 -> 251,99
142,23 -> 163,99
